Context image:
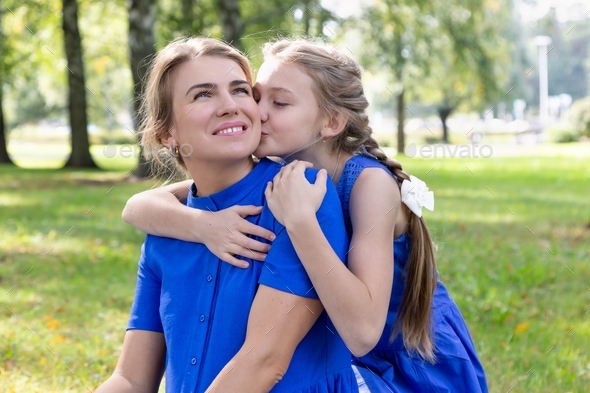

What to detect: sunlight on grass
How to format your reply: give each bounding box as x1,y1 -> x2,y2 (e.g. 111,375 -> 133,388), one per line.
1,144 -> 589,392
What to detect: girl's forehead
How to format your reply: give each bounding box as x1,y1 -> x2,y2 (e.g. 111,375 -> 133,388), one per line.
256,59 -> 308,87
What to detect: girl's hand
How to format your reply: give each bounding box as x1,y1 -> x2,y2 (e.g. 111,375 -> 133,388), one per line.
200,205 -> 276,268
265,160 -> 328,228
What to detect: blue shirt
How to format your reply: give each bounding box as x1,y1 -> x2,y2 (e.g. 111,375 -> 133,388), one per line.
127,158 -> 358,393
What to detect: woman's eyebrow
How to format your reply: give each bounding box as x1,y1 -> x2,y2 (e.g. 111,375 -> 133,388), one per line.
185,80 -> 250,96
186,83 -> 215,96
230,80 -> 250,87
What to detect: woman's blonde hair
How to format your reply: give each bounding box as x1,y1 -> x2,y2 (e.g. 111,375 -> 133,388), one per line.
263,38 -> 438,362
139,37 -> 254,175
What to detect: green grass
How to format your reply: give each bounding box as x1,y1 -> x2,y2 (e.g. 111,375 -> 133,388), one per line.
1,144 -> 589,392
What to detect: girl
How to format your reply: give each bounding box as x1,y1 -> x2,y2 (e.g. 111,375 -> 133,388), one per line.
96,37 -> 358,393
123,38 -> 488,392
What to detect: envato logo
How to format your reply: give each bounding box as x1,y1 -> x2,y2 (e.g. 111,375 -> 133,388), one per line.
102,143 -> 194,158
404,143 -> 493,158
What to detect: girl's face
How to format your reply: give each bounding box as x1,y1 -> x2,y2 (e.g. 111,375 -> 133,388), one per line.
253,58 -> 325,160
166,56 -> 261,166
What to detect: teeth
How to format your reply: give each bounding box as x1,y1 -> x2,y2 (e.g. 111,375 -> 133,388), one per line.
217,126 -> 243,135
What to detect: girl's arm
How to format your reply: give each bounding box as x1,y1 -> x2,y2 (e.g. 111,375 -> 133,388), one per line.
122,180 -> 276,267
206,285 -> 323,392
95,330 -> 166,393
265,161 -> 398,356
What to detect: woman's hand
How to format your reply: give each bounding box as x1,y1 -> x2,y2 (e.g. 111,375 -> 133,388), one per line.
200,205 -> 276,268
265,160 -> 328,228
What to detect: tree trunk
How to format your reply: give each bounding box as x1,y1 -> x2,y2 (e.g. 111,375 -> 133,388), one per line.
393,28 -> 405,155
303,0 -> 311,36
438,106 -> 453,144
0,11 -> 14,165
181,0 -> 195,36
0,83 -> 13,165
397,87 -> 405,155
62,0 -> 97,168
128,0 -> 156,179
217,0 -> 243,51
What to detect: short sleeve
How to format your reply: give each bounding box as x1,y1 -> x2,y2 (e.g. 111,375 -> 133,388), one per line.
127,239 -> 164,333
258,169 -> 349,299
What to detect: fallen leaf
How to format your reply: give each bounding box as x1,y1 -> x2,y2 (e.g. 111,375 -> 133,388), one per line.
514,322 -> 529,334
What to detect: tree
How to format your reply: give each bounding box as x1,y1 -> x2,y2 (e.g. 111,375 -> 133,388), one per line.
359,0 -> 512,146
128,0 -> 156,178
0,8 -> 13,165
62,0 -> 97,168
428,0 -> 511,143
359,0 -> 431,153
217,0 -> 243,50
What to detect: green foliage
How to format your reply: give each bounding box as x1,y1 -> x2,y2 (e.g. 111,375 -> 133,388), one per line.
568,96 -> 590,137
528,10 -> 590,101
356,0 -> 513,113
544,122 -> 580,143
2,0 -> 132,131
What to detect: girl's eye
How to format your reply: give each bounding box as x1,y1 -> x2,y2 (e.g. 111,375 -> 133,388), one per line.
273,101 -> 288,107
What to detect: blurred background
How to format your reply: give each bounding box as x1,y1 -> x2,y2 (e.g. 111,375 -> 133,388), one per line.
0,0 -> 589,392
1,0 -> 590,167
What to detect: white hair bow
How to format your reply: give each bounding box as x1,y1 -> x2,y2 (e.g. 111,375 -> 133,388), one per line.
401,175 -> 434,218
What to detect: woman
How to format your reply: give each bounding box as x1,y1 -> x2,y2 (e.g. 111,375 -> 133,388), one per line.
123,38 -> 488,392
96,37 -> 358,393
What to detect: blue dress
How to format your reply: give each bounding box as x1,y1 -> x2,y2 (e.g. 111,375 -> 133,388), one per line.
336,154 -> 488,393
128,158 -> 359,393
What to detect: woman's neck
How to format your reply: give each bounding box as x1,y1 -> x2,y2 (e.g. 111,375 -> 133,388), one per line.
186,157 -> 256,197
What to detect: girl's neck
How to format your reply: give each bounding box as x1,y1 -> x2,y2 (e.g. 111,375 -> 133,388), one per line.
291,146 -> 353,185
186,157 -> 256,197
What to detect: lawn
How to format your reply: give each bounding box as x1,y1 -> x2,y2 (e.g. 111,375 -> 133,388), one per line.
1,144 -> 589,392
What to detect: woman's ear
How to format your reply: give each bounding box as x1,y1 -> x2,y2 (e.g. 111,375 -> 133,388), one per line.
321,111 -> 349,139
161,125 -> 177,148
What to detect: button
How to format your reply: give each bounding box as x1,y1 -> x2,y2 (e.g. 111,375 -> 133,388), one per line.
200,315 -> 205,322
206,275 -> 213,282
191,358 -> 197,365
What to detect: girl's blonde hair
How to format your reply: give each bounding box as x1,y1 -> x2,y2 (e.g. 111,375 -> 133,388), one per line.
139,37 -> 254,175
263,38 -> 438,362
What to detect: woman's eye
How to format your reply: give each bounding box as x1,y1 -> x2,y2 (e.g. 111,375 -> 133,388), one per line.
235,87 -> 251,95
194,91 -> 209,100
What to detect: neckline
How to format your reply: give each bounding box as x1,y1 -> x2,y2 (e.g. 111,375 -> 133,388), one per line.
187,158 -> 275,208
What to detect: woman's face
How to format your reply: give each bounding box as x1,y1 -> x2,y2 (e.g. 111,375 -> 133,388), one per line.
253,58 -> 324,160
167,56 -> 261,165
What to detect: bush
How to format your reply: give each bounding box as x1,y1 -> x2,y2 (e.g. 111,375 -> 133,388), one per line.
89,129 -> 136,145
544,122 -> 580,143
568,96 -> 590,138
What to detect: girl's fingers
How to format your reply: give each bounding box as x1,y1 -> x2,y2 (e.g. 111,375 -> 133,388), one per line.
294,160 -> 313,171
264,181 -> 273,197
314,168 -> 328,188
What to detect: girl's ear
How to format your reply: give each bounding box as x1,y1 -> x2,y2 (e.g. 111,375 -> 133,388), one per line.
321,111 -> 349,139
